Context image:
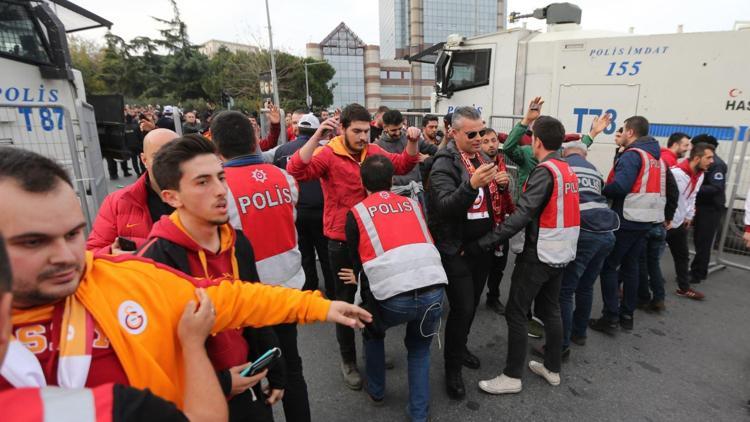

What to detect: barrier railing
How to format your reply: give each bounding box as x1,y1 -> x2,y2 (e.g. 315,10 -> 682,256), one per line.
0,103 -> 106,232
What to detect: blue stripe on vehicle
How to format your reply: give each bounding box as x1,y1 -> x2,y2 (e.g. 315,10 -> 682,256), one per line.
649,124 -> 749,141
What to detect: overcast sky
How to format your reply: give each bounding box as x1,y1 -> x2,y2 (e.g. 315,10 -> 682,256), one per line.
71,0 -> 750,55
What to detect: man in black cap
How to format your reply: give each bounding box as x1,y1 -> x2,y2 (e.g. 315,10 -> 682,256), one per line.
689,134 -> 727,284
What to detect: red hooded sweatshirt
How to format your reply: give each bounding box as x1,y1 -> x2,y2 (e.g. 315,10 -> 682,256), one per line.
142,213 -> 247,371
661,147 -> 679,168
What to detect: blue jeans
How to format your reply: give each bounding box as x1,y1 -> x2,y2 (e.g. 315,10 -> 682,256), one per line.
599,229 -> 648,320
364,287 -> 444,422
638,224 -> 667,303
560,230 -> 616,348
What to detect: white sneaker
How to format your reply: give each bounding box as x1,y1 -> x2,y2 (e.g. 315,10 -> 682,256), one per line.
528,360 -> 560,386
478,374 -> 522,394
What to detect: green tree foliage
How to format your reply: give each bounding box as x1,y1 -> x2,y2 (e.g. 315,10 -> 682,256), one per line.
68,1 -> 335,111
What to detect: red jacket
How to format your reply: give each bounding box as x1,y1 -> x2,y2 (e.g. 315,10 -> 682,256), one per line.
86,174 -> 154,254
661,147 -> 678,168
259,123 -> 281,151
286,135 -> 419,241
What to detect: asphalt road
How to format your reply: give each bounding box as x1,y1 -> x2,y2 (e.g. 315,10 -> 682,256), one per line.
287,253 -> 750,422
104,172 -> 750,422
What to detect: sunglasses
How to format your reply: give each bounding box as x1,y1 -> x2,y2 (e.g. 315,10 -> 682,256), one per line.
464,129 -> 487,139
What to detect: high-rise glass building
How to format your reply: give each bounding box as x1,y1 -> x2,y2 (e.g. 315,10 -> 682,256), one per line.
380,0 -> 506,59
306,23 -> 366,109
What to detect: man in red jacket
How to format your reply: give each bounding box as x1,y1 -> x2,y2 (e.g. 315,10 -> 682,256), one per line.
660,132 -> 691,168
86,128 -> 177,254
286,103 -> 420,390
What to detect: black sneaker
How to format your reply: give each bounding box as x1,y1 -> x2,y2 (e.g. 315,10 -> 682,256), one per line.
570,334 -> 587,346
462,348 -> 481,370
619,315 -> 634,331
486,298 -> 506,315
589,317 -> 618,335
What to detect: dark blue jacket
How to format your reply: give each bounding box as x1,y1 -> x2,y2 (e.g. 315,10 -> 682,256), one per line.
696,153 -> 727,209
273,135 -> 324,212
603,136 -> 662,231
565,153 -> 620,233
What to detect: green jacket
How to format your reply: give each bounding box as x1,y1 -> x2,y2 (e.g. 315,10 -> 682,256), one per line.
502,122 -> 593,194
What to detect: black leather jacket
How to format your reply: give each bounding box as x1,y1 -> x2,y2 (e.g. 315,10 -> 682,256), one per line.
473,151 -> 560,264
426,142 -> 492,256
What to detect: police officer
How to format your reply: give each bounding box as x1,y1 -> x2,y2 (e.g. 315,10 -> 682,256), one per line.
689,134 -> 727,284
344,155 -> 447,421
468,116 -> 581,395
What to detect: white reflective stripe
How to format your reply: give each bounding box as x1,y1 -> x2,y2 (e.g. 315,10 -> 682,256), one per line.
256,248 -> 305,289
42,387 -> 96,422
537,226 -> 579,265
353,202 -> 385,255
570,166 -> 602,179
632,149 -> 651,193
363,243 -> 448,300
624,192 -> 666,222
579,201 -> 609,211
409,198 -> 432,243
540,162 -> 565,227
466,211 -> 489,220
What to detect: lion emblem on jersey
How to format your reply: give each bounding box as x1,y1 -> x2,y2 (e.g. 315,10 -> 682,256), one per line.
251,169 -> 268,183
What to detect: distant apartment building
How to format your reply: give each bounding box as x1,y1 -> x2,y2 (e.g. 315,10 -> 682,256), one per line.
200,39 -> 259,57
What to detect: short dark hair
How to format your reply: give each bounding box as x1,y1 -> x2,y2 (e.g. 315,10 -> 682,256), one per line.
667,132 -> 690,148
689,142 -> 715,160
340,104 -> 372,129
0,147 -> 72,192
623,116 -> 649,138
382,110 -> 404,127
360,155 -> 393,192
422,114 -> 439,127
152,134 -> 217,191
0,235 -> 11,293
483,127 -> 497,136
210,111 -> 255,159
532,116 -> 565,151
691,133 -> 718,147
376,106 -> 389,114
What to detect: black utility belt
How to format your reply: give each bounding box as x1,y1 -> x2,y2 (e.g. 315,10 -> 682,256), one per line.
394,284 -> 444,298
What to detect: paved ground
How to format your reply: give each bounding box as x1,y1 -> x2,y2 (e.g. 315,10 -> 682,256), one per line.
103,171 -> 750,421
289,255 -> 750,422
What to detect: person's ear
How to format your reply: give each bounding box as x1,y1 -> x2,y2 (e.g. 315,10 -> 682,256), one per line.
161,189 -> 183,209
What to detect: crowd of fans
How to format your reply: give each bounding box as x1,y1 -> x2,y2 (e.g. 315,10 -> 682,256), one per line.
1,95 -> 748,422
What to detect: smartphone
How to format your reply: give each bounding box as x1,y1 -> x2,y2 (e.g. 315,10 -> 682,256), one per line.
117,236 -> 137,252
240,347 -> 282,377
529,103 -> 541,111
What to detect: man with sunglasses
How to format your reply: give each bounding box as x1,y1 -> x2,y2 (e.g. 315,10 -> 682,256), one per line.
376,110 -> 439,208
427,107 -> 513,400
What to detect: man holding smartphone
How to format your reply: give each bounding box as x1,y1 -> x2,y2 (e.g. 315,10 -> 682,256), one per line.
138,135 -> 285,422
427,106 -> 513,400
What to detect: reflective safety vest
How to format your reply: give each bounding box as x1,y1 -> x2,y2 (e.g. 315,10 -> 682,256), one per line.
0,383 -> 114,422
225,164 -> 304,289
612,149 -> 666,223
351,191 -> 447,300
536,159 -> 581,265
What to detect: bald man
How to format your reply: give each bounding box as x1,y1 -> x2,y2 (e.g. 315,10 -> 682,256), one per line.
87,129 -> 178,254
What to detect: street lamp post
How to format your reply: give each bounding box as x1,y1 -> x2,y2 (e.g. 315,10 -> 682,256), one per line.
304,60 -> 326,112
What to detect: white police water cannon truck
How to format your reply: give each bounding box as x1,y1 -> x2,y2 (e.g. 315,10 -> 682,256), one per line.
422,2 -> 750,248
0,0 -> 111,229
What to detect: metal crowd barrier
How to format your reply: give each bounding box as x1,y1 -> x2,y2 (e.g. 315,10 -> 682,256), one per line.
712,126 -> 750,272
0,103 -> 107,233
